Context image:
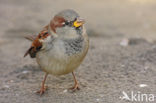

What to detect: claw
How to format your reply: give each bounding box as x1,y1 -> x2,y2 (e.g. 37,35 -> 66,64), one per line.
69,84 -> 80,92
37,86 -> 48,95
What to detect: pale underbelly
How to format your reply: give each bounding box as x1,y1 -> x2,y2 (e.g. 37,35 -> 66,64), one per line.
36,52 -> 84,76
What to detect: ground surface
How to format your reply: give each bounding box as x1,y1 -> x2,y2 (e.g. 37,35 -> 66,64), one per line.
0,0 -> 156,103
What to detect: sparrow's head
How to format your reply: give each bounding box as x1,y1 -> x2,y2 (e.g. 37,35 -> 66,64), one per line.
49,9 -> 85,38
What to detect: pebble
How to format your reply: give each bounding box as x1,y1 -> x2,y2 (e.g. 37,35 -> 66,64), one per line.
139,84 -> 148,88
120,38 -> 129,46
96,98 -> 100,102
22,70 -> 29,74
63,89 -> 68,93
3,85 -> 10,89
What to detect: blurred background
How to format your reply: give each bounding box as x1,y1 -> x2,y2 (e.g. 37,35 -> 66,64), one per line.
1,0 -> 156,41
0,0 -> 156,103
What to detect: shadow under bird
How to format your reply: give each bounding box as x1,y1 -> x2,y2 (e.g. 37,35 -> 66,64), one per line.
24,9 -> 89,95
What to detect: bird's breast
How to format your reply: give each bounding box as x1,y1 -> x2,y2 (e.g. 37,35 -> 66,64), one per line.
36,36 -> 88,75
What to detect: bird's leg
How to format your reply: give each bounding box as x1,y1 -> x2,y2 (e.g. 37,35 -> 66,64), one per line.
69,72 -> 80,91
37,73 -> 48,95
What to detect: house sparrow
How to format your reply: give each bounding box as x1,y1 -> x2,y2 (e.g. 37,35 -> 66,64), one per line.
24,9 -> 89,95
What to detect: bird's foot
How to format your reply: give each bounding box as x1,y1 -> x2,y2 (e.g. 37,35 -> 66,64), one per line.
69,84 -> 80,92
36,86 -> 48,95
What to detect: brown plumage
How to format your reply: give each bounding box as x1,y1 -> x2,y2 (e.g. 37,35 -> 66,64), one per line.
50,16 -> 65,33
24,25 -> 50,58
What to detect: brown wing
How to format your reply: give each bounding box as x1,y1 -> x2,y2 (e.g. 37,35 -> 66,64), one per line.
24,25 -> 50,58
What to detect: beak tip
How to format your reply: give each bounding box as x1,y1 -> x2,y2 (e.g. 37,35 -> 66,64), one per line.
77,18 -> 85,23
73,17 -> 85,28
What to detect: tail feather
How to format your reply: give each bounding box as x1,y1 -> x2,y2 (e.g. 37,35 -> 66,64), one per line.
24,47 -> 33,57
24,34 -> 38,58
24,47 -> 37,58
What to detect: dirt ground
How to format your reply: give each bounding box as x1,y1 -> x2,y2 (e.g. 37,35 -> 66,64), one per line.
0,0 -> 156,103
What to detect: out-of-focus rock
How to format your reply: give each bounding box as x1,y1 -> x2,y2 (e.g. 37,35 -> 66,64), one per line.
120,38 -> 129,46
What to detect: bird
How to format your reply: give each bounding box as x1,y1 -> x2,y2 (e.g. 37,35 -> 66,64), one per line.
24,9 -> 89,95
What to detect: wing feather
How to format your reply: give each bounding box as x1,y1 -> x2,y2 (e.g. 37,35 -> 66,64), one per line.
24,25 -> 50,58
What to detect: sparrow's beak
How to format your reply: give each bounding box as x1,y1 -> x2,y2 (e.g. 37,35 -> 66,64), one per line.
73,18 -> 85,28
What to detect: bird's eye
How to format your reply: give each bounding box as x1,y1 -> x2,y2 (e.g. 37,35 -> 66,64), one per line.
63,21 -> 73,27
65,21 -> 69,25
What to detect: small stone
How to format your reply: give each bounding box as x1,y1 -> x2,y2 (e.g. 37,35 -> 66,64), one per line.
22,70 -> 29,74
4,85 -> 10,88
139,84 -> 148,88
9,80 -> 14,83
120,38 -> 129,46
63,89 -> 67,93
96,98 -> 100,102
